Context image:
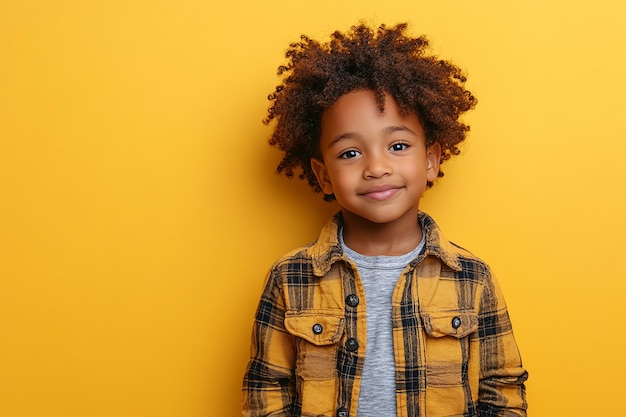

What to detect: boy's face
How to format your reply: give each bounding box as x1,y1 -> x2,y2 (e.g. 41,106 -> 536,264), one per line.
311,90 -> 441,226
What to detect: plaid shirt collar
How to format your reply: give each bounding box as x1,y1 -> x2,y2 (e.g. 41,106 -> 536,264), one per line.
307,211 -> 463,277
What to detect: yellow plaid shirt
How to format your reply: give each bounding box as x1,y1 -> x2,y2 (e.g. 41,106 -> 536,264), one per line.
242,212 -> 528,417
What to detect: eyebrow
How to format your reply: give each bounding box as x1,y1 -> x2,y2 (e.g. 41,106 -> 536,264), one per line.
327,125 -> 417,148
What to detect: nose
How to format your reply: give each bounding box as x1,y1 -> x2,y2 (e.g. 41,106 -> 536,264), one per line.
363,152 -> 392,179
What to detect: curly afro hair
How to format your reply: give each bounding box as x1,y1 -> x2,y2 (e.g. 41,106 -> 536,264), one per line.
264,22 -> 477,198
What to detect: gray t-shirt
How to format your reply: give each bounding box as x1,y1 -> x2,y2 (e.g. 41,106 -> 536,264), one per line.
340,230 -> 425,417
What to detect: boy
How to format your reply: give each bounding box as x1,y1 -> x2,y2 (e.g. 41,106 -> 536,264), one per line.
242,23 -> 528,417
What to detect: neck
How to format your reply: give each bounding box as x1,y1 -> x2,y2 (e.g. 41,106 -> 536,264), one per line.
341,209 -> 422,256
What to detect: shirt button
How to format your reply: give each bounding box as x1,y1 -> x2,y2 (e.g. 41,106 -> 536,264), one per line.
345,294 -> 359,307
451,316 -> 462,329
336,407 -> 348,417
346,337 -> 359,351
312,323 -> 323,334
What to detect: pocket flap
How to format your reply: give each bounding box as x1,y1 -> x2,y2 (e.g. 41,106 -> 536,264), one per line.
284,309 -> 345,345
421,310 -> 478,338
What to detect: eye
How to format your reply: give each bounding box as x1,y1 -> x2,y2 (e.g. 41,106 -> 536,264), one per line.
390,142 -> 410,151
339,149 -> 360,159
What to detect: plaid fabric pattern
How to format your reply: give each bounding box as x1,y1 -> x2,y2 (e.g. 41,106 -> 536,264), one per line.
242,212 -> 527,417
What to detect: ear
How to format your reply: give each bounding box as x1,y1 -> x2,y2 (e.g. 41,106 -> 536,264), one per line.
310,158 -> 334,195
426,143 -> 442,183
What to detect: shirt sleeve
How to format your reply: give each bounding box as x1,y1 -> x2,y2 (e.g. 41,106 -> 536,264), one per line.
477,271 -> 528,417
242,267 -> 296,417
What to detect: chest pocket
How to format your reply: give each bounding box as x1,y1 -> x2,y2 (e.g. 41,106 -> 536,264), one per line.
284,310 -> 344,417
285,310 -> 344,345
420,310 -> 478,386
420,310 -> 479,416
421,310 -> 478,339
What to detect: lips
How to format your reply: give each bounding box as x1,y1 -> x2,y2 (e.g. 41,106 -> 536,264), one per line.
360,185 -> 402,201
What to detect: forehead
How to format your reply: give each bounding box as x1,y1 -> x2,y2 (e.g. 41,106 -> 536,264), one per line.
320,90 -> 423,142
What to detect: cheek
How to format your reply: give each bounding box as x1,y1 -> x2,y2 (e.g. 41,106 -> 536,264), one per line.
329,170 -> 352,189
327,167 -> 357,193
402,161 -> 428,181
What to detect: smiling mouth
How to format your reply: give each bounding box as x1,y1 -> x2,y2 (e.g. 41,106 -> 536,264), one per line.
360,186 -> 402,201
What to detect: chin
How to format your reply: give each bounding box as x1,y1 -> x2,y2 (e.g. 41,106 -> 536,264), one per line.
352,212 -> 406,225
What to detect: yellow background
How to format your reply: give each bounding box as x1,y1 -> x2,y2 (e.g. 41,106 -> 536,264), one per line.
1,1 -> 625,416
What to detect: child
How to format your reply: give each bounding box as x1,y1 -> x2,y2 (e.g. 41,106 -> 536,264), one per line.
242,23 -> 528,417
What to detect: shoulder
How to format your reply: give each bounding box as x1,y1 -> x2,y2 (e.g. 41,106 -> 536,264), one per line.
447,241 -> 492,281
270,242 -> 317,273
270,213 -> 344,279
420,211 -> 491,280
265,235 -> 345,312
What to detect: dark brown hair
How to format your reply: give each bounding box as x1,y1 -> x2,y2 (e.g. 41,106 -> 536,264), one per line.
265,22 -> 477,197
